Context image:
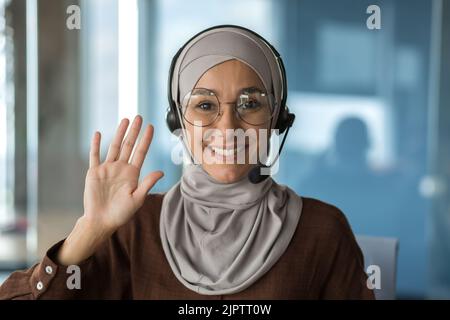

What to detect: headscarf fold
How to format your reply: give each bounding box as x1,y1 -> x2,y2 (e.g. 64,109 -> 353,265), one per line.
160,164 -> 302,295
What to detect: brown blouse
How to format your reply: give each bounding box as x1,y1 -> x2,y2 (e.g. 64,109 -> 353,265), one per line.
0,193 -> 375,300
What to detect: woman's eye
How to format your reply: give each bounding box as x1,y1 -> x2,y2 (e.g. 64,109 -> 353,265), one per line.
196,102 -> 213,111
239,100 -> 260,110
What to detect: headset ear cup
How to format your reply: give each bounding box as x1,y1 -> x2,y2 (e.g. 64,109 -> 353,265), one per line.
166,107 -> 182,135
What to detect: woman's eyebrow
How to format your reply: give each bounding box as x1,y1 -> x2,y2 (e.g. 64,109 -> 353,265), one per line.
240,86 -> 264,93
193,87 -> 218,95
192,86 -> 265,96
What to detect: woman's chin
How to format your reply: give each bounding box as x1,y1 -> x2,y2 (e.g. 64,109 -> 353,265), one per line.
203,164 -> 251,184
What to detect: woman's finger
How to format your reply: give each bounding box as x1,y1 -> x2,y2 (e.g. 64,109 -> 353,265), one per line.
119,115 -> 142,163
89,131 -> 101,168
133,171 -> 164,200
105,118 -> 130,162
130,124 -> 154,169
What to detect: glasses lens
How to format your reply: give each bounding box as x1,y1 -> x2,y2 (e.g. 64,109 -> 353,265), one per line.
236,90 -> 275,125
182,88 -> 220,127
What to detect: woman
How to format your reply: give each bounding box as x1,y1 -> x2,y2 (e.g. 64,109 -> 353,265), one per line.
0,25 -> 374,299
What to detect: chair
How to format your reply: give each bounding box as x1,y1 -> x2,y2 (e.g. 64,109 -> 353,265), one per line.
355,235 -> 399,300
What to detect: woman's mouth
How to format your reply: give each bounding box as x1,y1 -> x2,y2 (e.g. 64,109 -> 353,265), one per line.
205,144 -> 248,162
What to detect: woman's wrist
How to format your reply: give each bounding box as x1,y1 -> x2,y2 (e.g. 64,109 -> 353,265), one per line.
56,215 -> 113,266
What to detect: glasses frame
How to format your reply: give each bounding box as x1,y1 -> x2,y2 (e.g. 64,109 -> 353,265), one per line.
179,87 -> 278,127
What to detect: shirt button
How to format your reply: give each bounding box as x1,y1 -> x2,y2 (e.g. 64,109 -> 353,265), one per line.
36,281 -> 44,291
45,266 -> 53,275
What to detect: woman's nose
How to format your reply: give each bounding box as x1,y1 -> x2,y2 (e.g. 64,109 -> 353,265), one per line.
215,103 -> 241,131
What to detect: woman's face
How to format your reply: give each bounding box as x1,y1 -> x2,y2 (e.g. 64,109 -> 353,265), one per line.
183,59 -> 271,184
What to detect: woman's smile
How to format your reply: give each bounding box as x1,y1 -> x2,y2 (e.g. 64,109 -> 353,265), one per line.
205,143 -> 249,162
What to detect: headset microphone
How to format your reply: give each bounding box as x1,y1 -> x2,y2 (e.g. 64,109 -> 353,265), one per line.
248,113 -> 295,184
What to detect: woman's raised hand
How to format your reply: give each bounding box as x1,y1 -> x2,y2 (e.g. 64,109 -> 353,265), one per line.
83,115 -> 164,232
57,115 -> 164,266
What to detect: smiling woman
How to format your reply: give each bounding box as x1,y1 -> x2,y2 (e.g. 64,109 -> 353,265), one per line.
0,25 -> 374,300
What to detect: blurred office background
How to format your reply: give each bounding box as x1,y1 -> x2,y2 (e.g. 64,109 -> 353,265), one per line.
0,0 -> 449,299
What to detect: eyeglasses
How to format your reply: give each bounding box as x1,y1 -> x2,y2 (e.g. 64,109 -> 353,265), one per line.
180,87 -> 277,127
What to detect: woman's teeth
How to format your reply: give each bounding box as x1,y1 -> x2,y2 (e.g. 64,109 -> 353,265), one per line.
209,145 -> 246,157
213,147 -> 235,157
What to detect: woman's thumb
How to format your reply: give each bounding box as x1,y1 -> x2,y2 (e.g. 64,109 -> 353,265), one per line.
134,171 -> 164,200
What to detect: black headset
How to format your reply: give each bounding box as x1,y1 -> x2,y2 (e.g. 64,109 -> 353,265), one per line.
166,24 -> 295,135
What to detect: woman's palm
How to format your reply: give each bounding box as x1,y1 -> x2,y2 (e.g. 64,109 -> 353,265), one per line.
83,116 -> 164,232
